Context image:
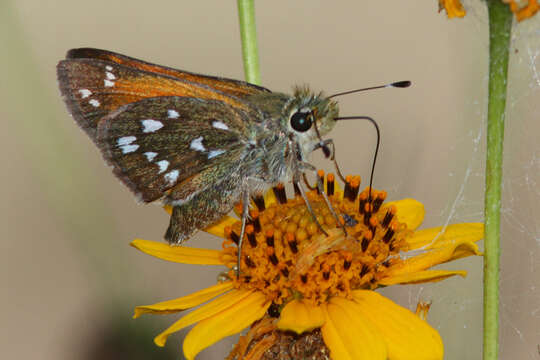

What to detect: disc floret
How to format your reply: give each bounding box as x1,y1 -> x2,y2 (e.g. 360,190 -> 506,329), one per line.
221,174 -> 412,306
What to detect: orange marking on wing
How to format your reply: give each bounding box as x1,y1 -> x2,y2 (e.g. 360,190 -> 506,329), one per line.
106,73 -> 251,111
102,54 -> 261,97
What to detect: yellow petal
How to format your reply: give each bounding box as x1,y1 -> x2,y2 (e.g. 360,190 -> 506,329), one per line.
440,0 -> 466,19
321,299 -> 387,360
407,223 -> 484,250
203,215 -> 237,238
330,297 -> 388,358
133,281 -> 233,318
385,198 -> 424,231
131,239 -> 223,265
320,304 -> 354,360
182,291 -> 269,360
379,270 -> 467,286
352,290 -> 443,360
387,239 -> 481,276
163,204 -> 173,215
276,299 -> 325,334
154,289 -> 253,347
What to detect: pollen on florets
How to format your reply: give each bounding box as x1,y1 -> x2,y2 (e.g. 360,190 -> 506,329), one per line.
219,174 -> 412,306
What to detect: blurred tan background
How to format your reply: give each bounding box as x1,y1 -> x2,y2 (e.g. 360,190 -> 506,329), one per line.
2,1 -> 539,359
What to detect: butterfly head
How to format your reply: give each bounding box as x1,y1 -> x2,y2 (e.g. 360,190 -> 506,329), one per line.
285,87 -> 339,155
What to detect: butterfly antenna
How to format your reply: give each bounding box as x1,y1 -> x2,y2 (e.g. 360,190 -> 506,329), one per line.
330,80 -> 411,202
328,80 -> 411,99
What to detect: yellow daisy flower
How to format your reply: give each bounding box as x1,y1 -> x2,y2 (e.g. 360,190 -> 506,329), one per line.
132,173 -> 483,360
439,0 -> 539,21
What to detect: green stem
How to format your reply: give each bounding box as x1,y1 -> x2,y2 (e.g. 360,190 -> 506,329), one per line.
484,2 -> 512,359
237,0 -> 261,85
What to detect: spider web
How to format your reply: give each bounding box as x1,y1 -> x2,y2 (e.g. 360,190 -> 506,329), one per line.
379,5 -> 540,359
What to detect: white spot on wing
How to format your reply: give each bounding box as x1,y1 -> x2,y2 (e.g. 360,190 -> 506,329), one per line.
105,65 -> 113,71
141,119 -> 164,133
168,109 -> 179,119
89,99 -> 100,107
119,144 -> 139,154
106,72 -> 116,80
156,160 -> 169,173
164,169 -> 179,185
190,136 -> 205,152
144,152 -> 158,162
117,136 -> 136,146
169,198 -> 188,206
212,121 -> 229,130
208,149 -> 226,159
79,89 -> 92,98
104,79 -> 115,87
117,137 -> 138,154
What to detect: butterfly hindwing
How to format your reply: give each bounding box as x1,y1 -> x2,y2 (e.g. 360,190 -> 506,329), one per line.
65,48 -> 271,98
166,171 -> 243,243
96,96 -> 250,203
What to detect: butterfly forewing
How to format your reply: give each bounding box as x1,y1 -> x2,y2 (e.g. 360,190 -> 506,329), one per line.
65,48 -> 271,99
57,58 -> 258,141
96,96 -> 248,203
56,48 -> 277,244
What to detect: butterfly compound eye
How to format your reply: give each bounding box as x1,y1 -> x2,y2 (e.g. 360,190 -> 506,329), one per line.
290,111 -> 313,132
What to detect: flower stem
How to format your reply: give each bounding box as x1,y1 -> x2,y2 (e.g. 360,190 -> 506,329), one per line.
484,2 -> 512,359
237,0 -> 261,85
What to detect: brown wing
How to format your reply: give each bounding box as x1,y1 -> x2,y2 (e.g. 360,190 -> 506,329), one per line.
57,57 -> 262,141
95,96 -> 248,203
66,48 -> 270,98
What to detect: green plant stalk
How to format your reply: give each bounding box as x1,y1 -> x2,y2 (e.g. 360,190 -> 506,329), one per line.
484,1 -> 512,359
237,0 -> 261,85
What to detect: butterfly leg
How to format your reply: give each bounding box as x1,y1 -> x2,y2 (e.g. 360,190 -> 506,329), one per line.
294,175 -> 329,237
313,138 -> 346,183
310,139 -> 348,235
314,172 -> 348,236
236,190 -> 250,277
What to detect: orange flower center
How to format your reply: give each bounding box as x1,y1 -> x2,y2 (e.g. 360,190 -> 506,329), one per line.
219,174 -> 412,306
